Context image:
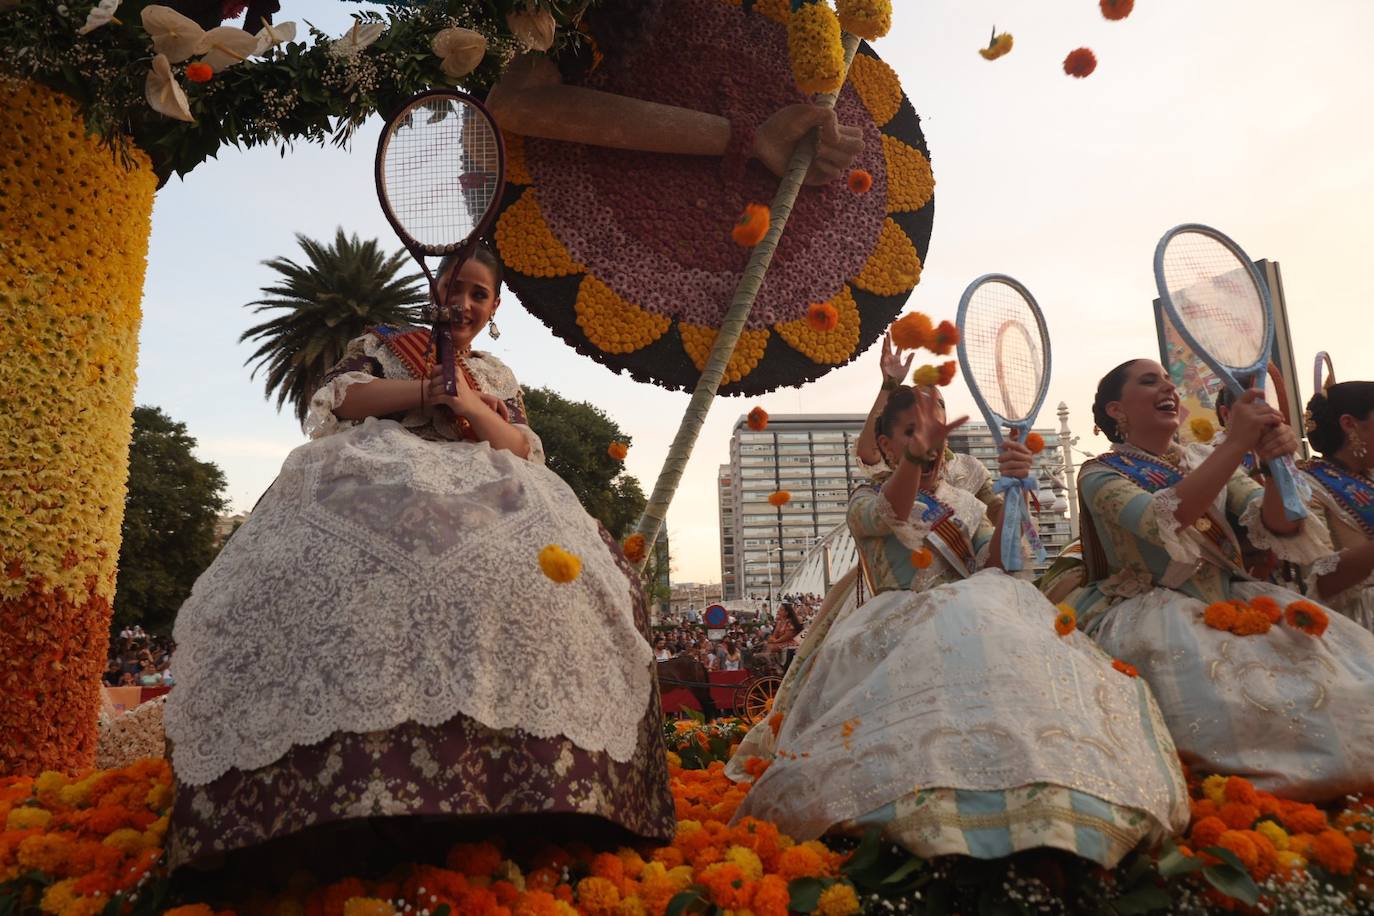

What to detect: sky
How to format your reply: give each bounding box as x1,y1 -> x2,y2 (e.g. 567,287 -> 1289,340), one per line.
137,0 -> 1374,584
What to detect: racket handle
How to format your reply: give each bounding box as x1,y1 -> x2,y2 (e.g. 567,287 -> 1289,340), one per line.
435,320 -> 458,396
1265,454 -> 1310,522
998,481 -> 1026,573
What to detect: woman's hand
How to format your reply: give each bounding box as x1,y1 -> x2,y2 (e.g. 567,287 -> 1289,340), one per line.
879,330 -> 915,386
755,105 -> 864,186
1224,389 -> 1279,452
997,430 -> 1034,480
425,365 -> 506,420
1255,419 -> 1300,462
907,388 -> 967,460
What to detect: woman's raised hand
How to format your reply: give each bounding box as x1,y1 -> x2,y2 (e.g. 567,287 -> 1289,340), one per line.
1225,389 -> 1280,452
908,388 -> 967,460
754,105 -> 864,186
880,330 -> 915,387
998,429 -> 1034,480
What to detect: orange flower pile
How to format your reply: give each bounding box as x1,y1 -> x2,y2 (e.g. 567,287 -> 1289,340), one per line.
846,169 -> 873,194
806,301 -> 840,333
732,203 -> 770,247
747,406 -> 770,432
1063,47 -> 1098,78
1204,597 -> 1329,638
767,490 -> 791,508
607,441 -> 628,461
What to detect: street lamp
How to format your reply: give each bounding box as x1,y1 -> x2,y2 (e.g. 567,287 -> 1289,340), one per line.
766,545 -> 784,613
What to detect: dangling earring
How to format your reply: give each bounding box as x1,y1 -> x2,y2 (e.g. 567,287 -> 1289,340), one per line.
1353,428 -> 1368,461
1116,414 -> 1131,440
487,318 -> 500,340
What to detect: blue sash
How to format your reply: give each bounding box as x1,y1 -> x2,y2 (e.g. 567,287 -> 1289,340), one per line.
1306,460 -> 1374,537
878,486 -> 977,577
1095,451 -> 1184,492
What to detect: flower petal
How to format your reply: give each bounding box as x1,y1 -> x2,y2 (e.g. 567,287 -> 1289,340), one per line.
145,53 -> 193,122
77,0 -> 120,35
432,26 -> 487,80
329,21 -> 386,57
506,9 -> 555,52
252,20 -> 296,56
141,5 -> 206,64
198,26 -> 258,71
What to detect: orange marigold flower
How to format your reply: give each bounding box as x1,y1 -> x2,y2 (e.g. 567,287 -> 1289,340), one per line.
512,890 -> 560,916
185,62 -> 213,83
1111,658 -> 1138,678
622,534 -> 646,564
847,169 -> 873,194
1191,798 -> 1219,820
607,441 -> 628,461
889,312 -> 934,351
1223,776 -> 1259,807
1285,600 -> 1329,637
1217,831 -> 1259,870
742,757 -> 772,780
767,490 -> 791,507
910,547 -> 933,569
806,301 -> 840,332
446,840 -> 503,877
699,862 -> 752,909
1218,802 -> 1260,830
1025,432 -> 1046,454
1278,801 -> 1329,835
751,874 -> 791,916
1191,816 -> 1228,849
1231,608 -> 1272,637
911,364 -> 941,387
590,851 -> 625,887
1203,601 -> 1239,631
1311,829 -> 1357,875
777,844 -> 827,880
929,320 -> 960,356
1251,595 -> 1282,624
1063,47 -> 1098,78
732,203 -> 770,247
937,360 -> 958,387
747,406 -> 769,431
575,875 -> 621,913
1100,0 -> 1134,20
1054,604 -> 1076,637
768,712 -> 784,738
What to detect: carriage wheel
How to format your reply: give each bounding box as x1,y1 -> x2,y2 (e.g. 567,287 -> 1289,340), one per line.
735,675 -> 782,723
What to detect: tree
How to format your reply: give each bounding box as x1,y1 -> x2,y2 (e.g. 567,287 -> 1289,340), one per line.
522,387 -> 646,540
113,406 -> 228,637
240,228 -> 427,425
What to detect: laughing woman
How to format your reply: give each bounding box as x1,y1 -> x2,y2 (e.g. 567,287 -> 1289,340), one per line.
164,246 -> 673,878
1072,359 -> 1374,801
730,385 -> 1188,868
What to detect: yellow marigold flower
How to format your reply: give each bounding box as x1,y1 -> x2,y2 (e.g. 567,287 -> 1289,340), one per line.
40,879 -> 80,915
496,190 -> 586,279
666,751 -> 682,767
854,218 -> 922,296
102,828 -> 146,854
817,883 -> 862,916
6,806 -> 52,831
1274,850 -> 1307,872
667,865 -> 695,889
835,0 -> 892,40
146,782 -> 173,811
912,364 -> 941,387
342,899 -> 396,916
881,135 -> 935,213
979,32 -> 1014,61
789,1 -> 845,95
34,771 -> 69,804
538,545 -> 581,583
679,324 -> 770,385
846,53 -> 901,126
615,898 -> 646,916
1202,774 -> 1229,806
724,845 -> 764,881
574,274 -> 671,355
1256,819 -> 1290,851
1189,416 -> 1216,443
18,833 -> 70,872
576,875 -> 621,910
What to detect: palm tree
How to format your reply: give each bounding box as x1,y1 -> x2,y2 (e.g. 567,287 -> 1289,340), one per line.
240,228 -> 427,425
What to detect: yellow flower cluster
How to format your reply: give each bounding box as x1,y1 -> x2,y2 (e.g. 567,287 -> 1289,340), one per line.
0,80 -> 156,775
495,189 -> 585,278
502,131 -> 533,185
788,2 -> 845,96
881,135 -> 935,213
574,275 -> 671,354
846,53 -> 902,126
835,0 -> 892,40
853,218 -> 922,296
1188,415 -> 1216,443
776,285 -> 860,365
679,325 -> 770,386
538,544 -> 582,583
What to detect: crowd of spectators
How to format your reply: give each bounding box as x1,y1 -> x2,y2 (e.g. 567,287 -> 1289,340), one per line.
103,625 -> 175,688
652,594 -> 821,673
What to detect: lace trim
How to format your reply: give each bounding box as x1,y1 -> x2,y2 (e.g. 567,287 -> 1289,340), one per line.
1238,492 -> 1329,564
1151,487 -> 1202,565
1311,553 -> 1342,578
1097,567 -> 1155,599
305,371 -> 378,440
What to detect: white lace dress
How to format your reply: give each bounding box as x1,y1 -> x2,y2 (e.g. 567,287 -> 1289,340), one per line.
164,325 -> 672,869
1300,462 -> 1374,631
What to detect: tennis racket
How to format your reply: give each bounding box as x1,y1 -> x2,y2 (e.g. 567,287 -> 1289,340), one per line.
956,274 -> 1052,573
1153,224 -> 1307,521
1313,351 -> 1336,400
375,89 -> 506,399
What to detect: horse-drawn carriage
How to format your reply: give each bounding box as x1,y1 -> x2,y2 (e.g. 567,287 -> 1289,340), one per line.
655,648 -> 783,723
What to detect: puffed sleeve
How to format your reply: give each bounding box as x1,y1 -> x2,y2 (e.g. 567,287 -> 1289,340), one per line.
467,352 -> 546,465
847,485 -> 932,553
304,334 -> 386,440
1232,467 -> 1329,565
1081,465 -> 1202,567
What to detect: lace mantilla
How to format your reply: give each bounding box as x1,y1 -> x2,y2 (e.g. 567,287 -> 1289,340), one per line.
166,420 -> 650,785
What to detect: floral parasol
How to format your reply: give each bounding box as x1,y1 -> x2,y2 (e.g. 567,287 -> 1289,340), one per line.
494,0 -> 933,395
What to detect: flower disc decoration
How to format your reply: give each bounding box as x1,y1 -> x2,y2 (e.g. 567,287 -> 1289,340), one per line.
494,0 -> 935,395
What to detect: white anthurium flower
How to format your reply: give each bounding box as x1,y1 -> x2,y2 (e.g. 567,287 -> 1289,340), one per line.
197,25 -> 258,71
506,7 -> 555,52
252,19 -> 296,56
431,26 -> 487,80
77,0 -> 120,35
328,20 -> 385,58
145,52 -> 193,122
141,5 -> 205,64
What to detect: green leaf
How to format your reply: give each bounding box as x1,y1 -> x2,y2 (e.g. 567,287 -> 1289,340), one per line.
432,907 -> 451,916
842,827 -> 883,876
685,705 -> 706,723
1154,841 -> 1206,878
788,876 -> 825,913
1198,848 -> 1260,907
664,889 -> 708,916
882,855 -> 927,885
1108,885 -> 1173,915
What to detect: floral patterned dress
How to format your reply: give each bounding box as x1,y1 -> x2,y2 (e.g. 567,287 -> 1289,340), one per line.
165,325 -> 673,871
1070,443 -> 1374,802
729,459 -> 1188,868
1299,459 -> 1374,631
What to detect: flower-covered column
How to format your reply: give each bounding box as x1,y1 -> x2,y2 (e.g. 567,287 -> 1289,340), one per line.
0,81 -> 157,775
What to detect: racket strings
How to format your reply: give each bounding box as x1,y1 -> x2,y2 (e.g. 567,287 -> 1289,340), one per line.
962,282 -> 1046,423
381,98 -> 501,250
1160,233 -> 1266,370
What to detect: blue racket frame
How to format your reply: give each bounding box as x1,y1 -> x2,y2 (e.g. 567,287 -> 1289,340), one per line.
1153,224 -> 1307,521
955,273 -> 1053,573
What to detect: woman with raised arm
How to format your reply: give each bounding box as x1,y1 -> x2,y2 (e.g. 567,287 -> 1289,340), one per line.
1299,381 -> 1374,631
729,384 -> 1188,868
1072,359 -> 1374,801
164,246 -> 673,879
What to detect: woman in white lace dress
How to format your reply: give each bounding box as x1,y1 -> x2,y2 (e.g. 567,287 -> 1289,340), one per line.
1070,359 -> 1374,801
164,246 -> 672,875
1299,381 -> 1374,631
729,383 -> 1189,868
